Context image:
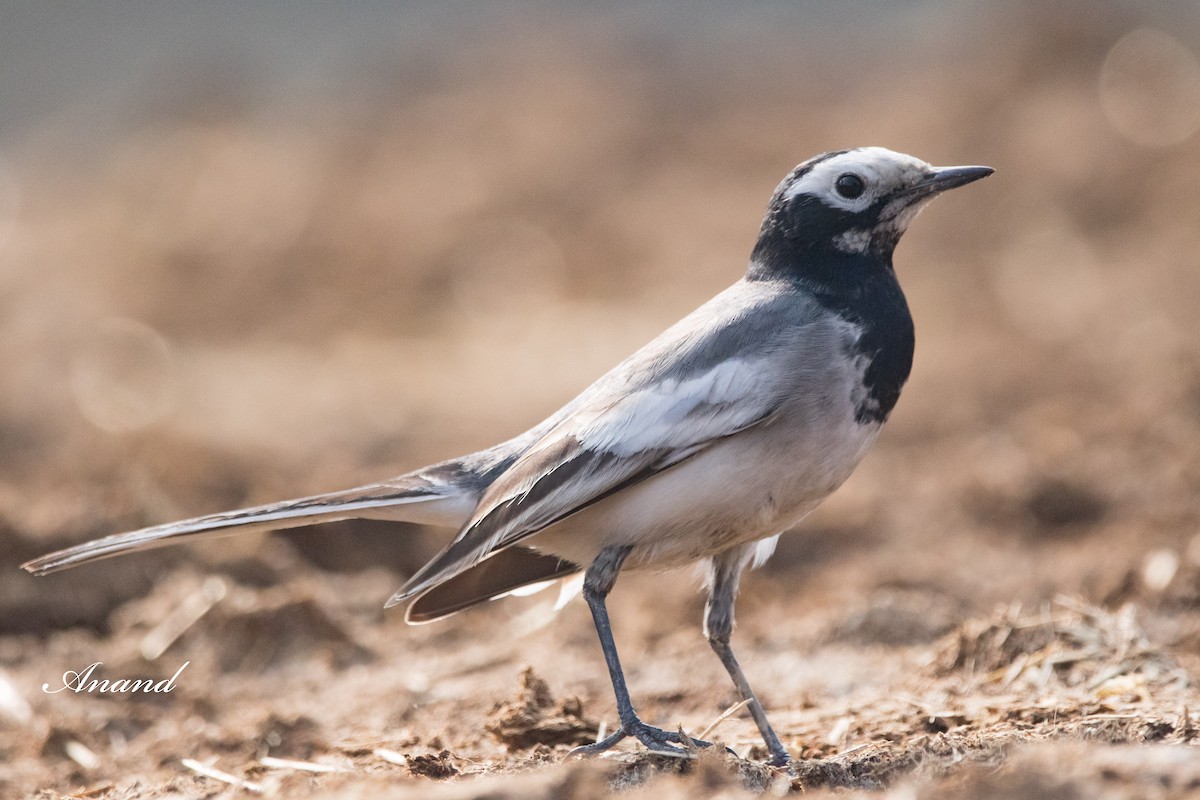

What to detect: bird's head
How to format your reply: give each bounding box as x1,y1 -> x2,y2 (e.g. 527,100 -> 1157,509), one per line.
751,147 -> 992,288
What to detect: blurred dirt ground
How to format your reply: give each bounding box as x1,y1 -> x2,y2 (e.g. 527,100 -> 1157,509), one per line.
3,3 -> 1200,798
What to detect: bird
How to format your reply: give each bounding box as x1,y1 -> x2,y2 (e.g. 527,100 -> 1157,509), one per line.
23,147 -> 992,766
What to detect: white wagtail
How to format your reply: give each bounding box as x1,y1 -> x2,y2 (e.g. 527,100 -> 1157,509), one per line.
24,147 -> 991,765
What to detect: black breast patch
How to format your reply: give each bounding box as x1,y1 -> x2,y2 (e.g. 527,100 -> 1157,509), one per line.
750,238 -> 915,426
827,274 -> 914,424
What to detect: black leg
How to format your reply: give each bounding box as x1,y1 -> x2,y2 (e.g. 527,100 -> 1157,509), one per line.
571,545 -> 714,758
705,548 -> 791,767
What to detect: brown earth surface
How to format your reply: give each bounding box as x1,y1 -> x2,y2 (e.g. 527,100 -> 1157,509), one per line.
3,4 -> 1200,798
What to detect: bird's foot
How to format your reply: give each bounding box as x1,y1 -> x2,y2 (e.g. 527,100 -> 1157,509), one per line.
570,718 -> 714,758
766,749 -> 795,771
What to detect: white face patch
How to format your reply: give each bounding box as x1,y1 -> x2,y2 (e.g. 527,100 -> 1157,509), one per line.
832,227 -> 872,254
783,147 -> 932,212
832,193 -> 937,254
884,195 -> 934,228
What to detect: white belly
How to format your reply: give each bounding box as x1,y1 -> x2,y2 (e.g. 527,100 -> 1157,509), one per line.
528,398 -> 881,571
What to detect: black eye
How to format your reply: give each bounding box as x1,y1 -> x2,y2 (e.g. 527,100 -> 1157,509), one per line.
835,173 -> 865,199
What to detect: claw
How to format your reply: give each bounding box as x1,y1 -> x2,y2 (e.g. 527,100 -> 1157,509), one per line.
767,751 -> 795,771
570,728 -> 630,757
570,719 -> 715,758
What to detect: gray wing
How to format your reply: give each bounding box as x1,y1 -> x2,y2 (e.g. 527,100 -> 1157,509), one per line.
392,278 -> 820,602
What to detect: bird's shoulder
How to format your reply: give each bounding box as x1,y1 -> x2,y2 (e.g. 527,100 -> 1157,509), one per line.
579,277 -> 838,402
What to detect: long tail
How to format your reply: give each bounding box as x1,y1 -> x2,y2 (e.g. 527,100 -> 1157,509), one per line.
21,473 -> 476,576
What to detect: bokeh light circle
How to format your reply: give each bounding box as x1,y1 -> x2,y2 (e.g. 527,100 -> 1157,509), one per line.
70,317 -> 178,433
1099,27 -> 1200,147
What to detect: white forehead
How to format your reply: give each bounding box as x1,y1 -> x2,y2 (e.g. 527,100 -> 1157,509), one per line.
783,147 -> 932,211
